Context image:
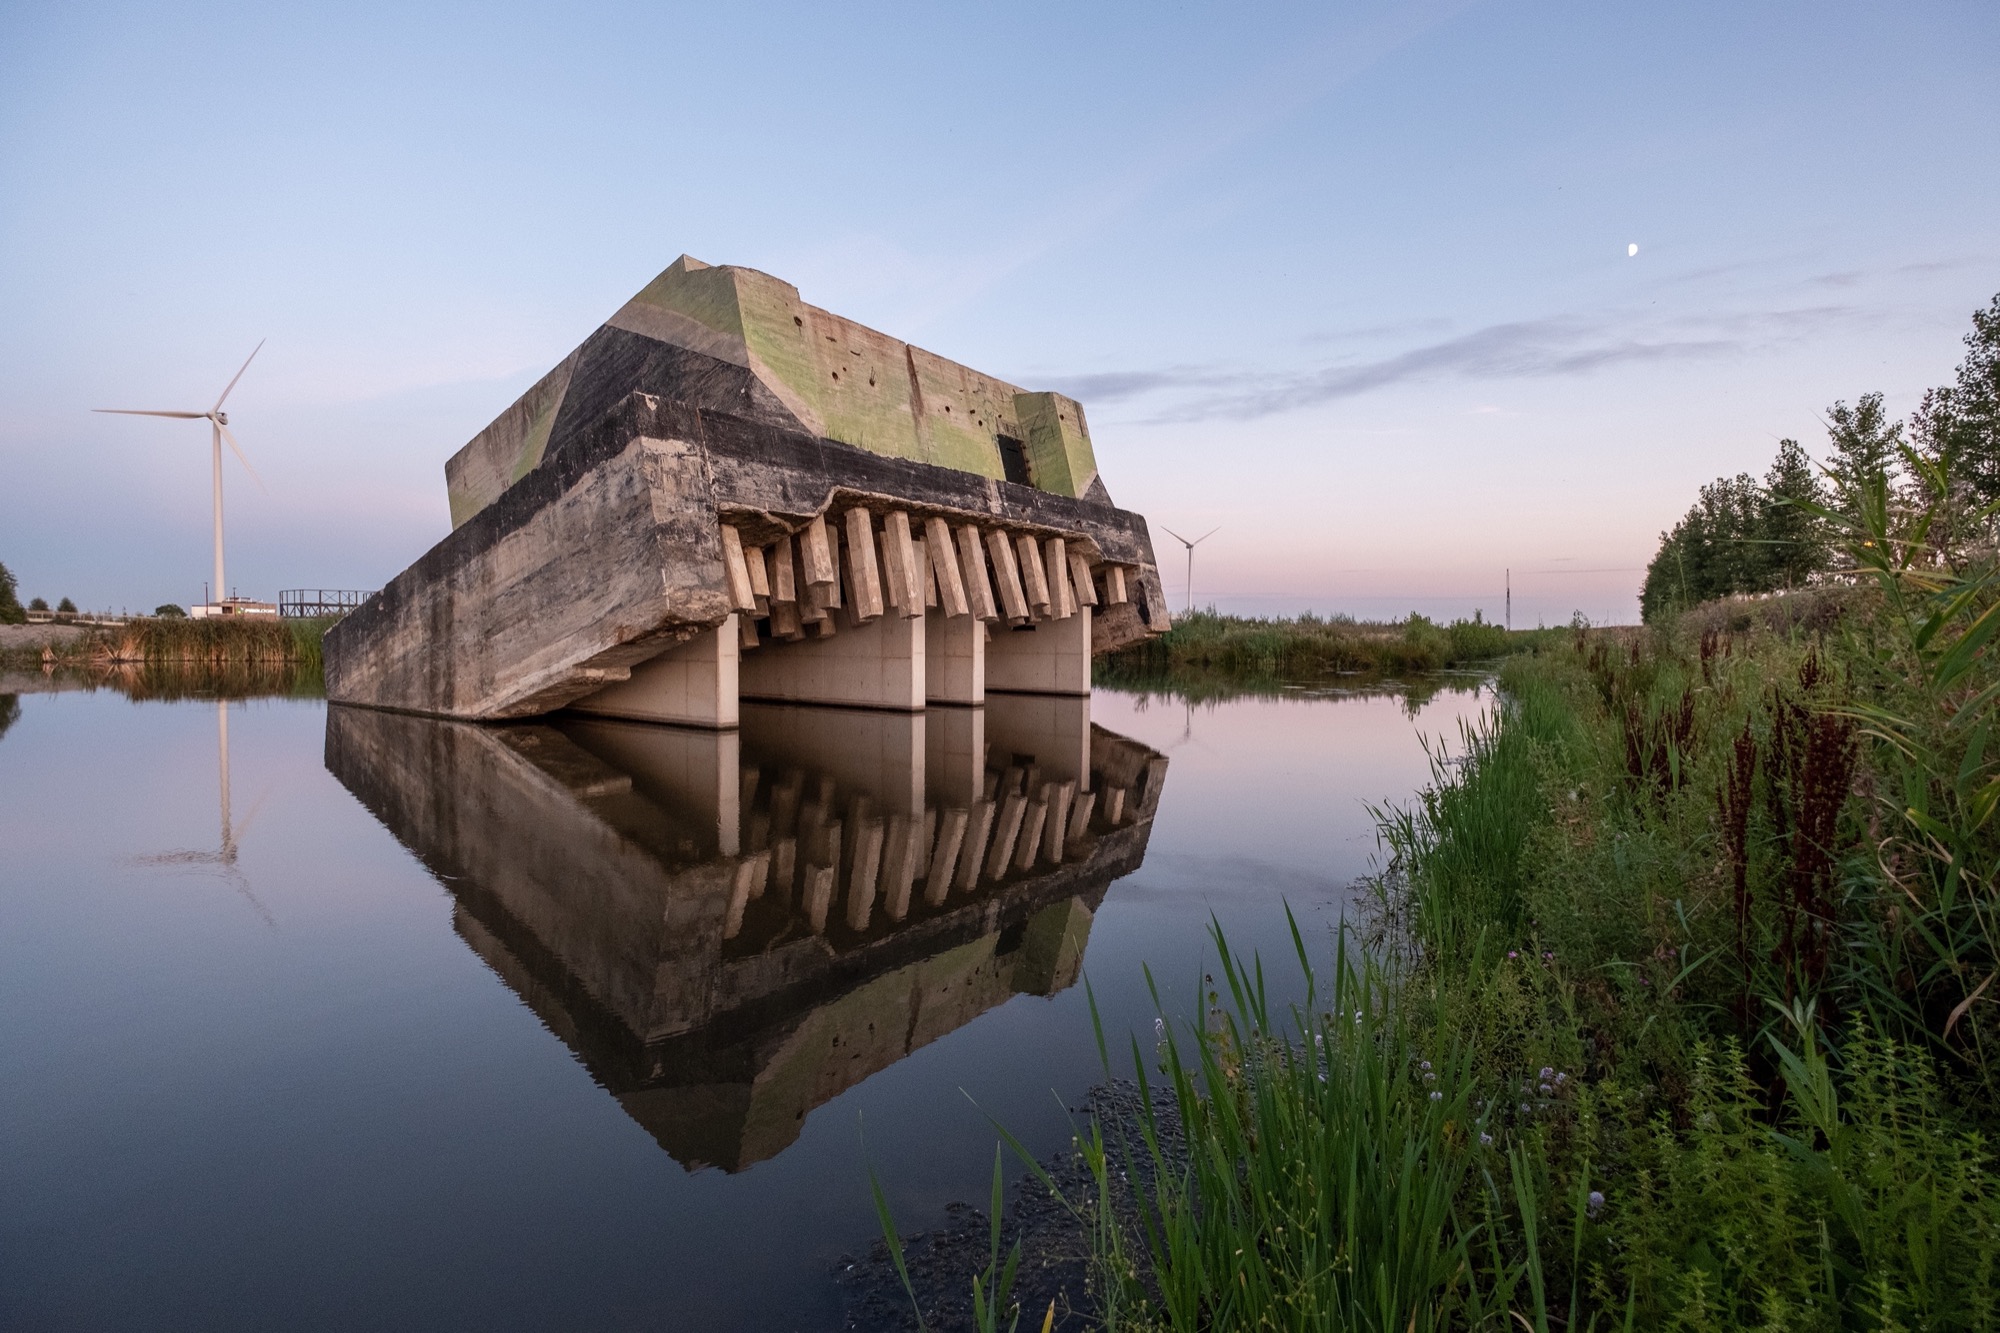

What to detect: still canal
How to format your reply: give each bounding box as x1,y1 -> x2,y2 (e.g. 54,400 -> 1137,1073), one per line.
0,675 -> 1486,1330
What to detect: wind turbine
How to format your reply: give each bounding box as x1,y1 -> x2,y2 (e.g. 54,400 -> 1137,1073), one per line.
1160,524 -> 1220,614
95,342 -> 265,612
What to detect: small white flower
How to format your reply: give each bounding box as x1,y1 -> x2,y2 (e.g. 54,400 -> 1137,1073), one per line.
1429,1091 -> 1442,1102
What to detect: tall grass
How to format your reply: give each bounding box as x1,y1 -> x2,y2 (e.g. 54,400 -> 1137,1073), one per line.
881,459 -> 2000,1326
910,606 -> 2000,1327
1104,610 -> 1554,684
1076,924 -> 1552,1331
3,615 -> 332,695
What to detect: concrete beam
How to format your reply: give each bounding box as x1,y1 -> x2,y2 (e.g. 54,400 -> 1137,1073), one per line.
956,524 -> 1000,622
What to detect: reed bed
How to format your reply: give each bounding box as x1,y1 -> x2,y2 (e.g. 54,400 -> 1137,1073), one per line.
2,616 -> 332,695
1104,610 -> 1560,685
4,614 -> 331,669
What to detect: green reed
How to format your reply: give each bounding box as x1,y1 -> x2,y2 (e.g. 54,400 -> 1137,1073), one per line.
1102,610 -> 1556,684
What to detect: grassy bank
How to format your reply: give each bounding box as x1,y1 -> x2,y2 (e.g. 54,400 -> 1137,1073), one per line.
1,615 -> 333,694
1043,612 -> 2000,1329
1101,610 -> 1563,689
916,513 -> 2000,1327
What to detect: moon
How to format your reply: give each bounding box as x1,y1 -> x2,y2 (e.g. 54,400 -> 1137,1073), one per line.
1628,243 -> 1639,257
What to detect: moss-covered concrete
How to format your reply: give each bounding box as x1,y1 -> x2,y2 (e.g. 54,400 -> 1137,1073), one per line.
446,254 -> 1108,526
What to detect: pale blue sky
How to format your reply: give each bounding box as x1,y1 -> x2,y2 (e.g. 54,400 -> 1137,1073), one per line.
3,0 -> 1995,624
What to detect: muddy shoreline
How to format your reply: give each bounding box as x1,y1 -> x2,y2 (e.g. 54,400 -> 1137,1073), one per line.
832,1081 -> 1185,1332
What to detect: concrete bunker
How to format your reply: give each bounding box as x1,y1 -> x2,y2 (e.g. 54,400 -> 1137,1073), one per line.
325,256 -> 1170,724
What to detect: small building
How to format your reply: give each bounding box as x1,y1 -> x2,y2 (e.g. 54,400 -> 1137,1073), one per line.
191,598 -> 277,619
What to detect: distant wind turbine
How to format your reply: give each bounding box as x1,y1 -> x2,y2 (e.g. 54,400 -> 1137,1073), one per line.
1161,525 -> 1220,614
95,341 -> 266,611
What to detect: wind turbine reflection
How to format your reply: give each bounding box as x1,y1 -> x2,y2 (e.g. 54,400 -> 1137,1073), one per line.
132,699 -> 276,927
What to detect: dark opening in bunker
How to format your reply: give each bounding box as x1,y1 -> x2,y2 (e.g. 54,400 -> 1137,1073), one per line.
996,434 -> 1032,486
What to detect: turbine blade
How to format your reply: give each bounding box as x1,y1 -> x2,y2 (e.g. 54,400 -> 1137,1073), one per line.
94,409 -> 206,418
1193,526 -> 1222,545
211,339 -> 265,412
1161,525 -> 1191,546
218,422 -> 265,493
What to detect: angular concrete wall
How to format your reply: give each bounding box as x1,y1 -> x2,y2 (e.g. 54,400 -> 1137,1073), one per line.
328,393 -> 1169,720
444,254 -> 1106,527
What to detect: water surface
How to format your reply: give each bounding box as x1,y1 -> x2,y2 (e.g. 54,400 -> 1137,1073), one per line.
0,675 -> 1485,1330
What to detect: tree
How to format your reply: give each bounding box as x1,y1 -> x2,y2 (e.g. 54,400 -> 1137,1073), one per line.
1640,472 -> 1765,622
154,603 -> 187,618
0,561 -> 23,625
1911,292 -> 2000,513
1824,392 -> 1904,515
1760,438 -> 1831,589
56,596 -> 76,615
1640,438 -> 1841,622
28,597 -> 48,612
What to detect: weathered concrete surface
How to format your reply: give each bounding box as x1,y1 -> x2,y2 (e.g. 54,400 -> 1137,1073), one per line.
326,392 -> 1169,719
445,256 -> 1108,524
325,698 -> 1166,1173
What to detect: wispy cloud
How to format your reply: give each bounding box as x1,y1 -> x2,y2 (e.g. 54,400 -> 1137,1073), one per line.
887,0 -> 1482,332
1053,303 -> 1860,422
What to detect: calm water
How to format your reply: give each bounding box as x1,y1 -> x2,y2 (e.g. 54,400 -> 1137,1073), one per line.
0,676 -> 1485,1331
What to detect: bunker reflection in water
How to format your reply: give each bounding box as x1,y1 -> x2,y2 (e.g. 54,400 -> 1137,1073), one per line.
324,697 -> 1166,1173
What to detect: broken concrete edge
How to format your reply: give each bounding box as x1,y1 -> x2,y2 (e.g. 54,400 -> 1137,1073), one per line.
325,391 -> 1170,721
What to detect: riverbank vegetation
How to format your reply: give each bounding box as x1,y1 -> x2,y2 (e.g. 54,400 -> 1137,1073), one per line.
881,293 -> 2000,1330
1052,533 -> 2000,1327
1099,610 -> 1562,697
1,615 -> 333,696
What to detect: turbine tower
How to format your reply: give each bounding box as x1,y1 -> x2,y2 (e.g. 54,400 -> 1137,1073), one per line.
95,342 -> 265,612
1161,524 -> 1220,614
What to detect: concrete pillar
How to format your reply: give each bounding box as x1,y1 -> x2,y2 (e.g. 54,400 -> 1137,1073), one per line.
985,693 -> 1090,789
560,716 -> 743,855
925,607 -> 985,704
572,616 -> 740,728
985,606 -> 1091,697
923,704 -> 986,806
739,605 -> 925,710
740,703 -> 925,816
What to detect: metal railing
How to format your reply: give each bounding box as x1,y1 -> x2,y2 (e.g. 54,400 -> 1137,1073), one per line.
278,589 -> 374,619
